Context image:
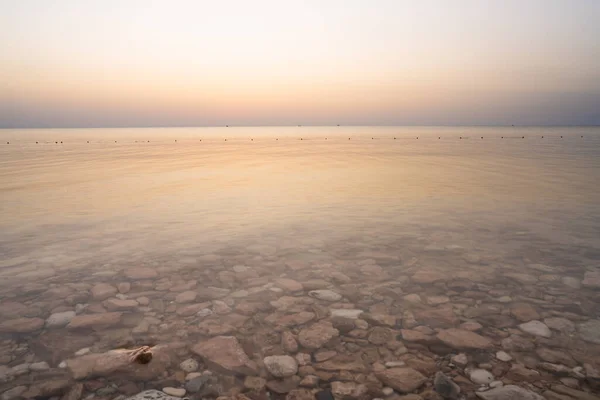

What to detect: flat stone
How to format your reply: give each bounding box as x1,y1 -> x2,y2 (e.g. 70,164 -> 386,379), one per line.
330,309 -> 363,319
91,283 -> 118,300
0,317 -> 45,333
196,286 -> 230,300
475,385 -> 545,400
501,335 -> 535,352
544,317 -> 576,333
376,367 -> 427,393
264,355 -> 298,377
176,302 -> 212,317
536,348 -> 576,367
192,336 -> 257,375
123,390 -> 182,400
414,305 -> 458,328
510,303 -> 540,322
103,298 -> 138,311
309,290 -> 342,302
46,311 -> 76,328
436,328 -> 492,350
425,295 -> 450,305
22,378 -> 72,398
124,267 -> 158,280
68,312 -> 123,329
470,369 -> 494,384
403,294 -> 422,303
275,278 -> 304,292
562,277 -> 581,289
551,384 -> 600,400
315,357 -> 367,372
1,386 -> 27,400
30,361 -> 50,371
330,381 -> 369,399
298,321 -> 339,349
496,351 -> 512,362
412,270 -> 443,284
175,291 -> 197,303
578,319 -> 600,344
518,320 -> 552,338
582,271 -> 600,288
162,387 -> 186,397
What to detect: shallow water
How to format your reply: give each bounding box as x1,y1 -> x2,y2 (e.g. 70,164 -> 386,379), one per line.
0,126 -> 599,398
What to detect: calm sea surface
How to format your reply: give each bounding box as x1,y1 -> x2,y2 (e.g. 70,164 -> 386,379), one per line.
0,126 -> 599,397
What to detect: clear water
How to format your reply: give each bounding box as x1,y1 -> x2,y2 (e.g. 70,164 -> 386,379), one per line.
0,126 -> 599,396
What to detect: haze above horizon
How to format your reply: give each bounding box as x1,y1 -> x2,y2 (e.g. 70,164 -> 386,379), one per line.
1,0 -> 599,128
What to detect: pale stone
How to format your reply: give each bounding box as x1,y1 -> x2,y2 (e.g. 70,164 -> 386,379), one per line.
518,320 -> 552,338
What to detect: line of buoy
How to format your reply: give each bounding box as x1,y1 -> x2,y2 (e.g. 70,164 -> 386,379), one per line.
4,136 -> 589,145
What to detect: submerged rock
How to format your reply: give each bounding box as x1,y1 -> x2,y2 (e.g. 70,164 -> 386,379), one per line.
518,320 -> 552,338
0,317 -> 45,333
578,319 -> 600,344
298,321 -> 339,349
436,328 -> 492,350
192,336 -> 257,375
308,290 -> 342,302
434,371 -> 461,399
124,390 -> 183,400
375,367 -> 427,393
264,355 -> 298,377
475,385 -> 544,400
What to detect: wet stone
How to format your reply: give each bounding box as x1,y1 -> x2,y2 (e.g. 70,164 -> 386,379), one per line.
91,283 -> 118,300
298,321 -> 339,349
578,319 -> 600,344
470,369 -> 494,384
375,367 -> 427,393
0,317 -> 45,333
46,311 -> 76,328
436,328 -> 492,350
434,371 -> 461,399
518,320 -> 552,338
191,336 -> 257,375
309,290 -> 342,302
475,385 -> 544,400
264,355 -> 298,377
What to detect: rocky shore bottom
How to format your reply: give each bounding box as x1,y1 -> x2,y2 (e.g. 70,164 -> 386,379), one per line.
1,253 -> 600,400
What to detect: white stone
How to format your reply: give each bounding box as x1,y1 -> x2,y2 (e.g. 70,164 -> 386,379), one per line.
29,361 -> 50,371
75,348 -> 91,356
46,311 -> 76,328
124,390 -> 182,400
180,358 -> 199,373
470,369 -> 494,385
162,388 -> 186,397
451,353 -> 468,367
496,351 -> 512,362
518,320 -> 552,338
330,309 -> 363,319
308,290 -> 342,302
382,387 -> 394,396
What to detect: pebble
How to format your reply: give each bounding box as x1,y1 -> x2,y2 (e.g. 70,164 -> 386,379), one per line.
46,311 -> 76,328
308,290 -> 342,302
179,358 -> 198,372
470,369 -> 494,384
496,351 -> 512,362
161,387 -> 186,397
518,320 -> 552,338
263,355 -> 298,377
29,361 -> 50,371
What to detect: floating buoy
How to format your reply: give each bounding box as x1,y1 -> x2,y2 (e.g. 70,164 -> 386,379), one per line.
55,141 -> 58,144
438,137 -> 440,139
460,137 -> 462,139
394,137 -> 396,140
36,141 -> 38,144
60,141 -> 63,143
416,137 -> 419,139
522,136 -> 524,139
561,136 -> 563,138
501,137 -> 503,139
6,142 -> 9,144
541,136 -> 544,138
481,137 -> 483,139
175,140 -> 177,142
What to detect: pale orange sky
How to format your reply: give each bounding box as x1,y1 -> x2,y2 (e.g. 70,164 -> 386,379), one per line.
1,0 -> 599,127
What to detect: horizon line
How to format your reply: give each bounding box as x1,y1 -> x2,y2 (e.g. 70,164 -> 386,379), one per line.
2,124 -> 600,130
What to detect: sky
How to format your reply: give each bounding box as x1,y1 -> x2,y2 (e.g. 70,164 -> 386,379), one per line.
1,0 -> 599,128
